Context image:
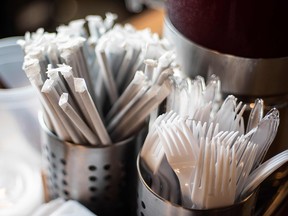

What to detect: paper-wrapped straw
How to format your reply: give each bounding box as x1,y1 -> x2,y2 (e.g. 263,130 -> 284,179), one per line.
20,14 -> 176,147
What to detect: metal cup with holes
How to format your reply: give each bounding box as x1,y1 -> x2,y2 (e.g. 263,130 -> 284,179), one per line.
40,115 -> 139,216
137,156 -> 258,216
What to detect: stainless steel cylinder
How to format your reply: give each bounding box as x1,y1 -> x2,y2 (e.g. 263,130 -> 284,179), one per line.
40,116 -> 138,216
163,17 -> 288,97
136,156 -> 257,216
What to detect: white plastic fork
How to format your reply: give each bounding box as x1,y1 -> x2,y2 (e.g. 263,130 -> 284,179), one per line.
187,120 -> 220,145
191,138 -> 210,209
246,98 -> 263,133
157,122 -> 197,207
141,111 -> 181,202
212,139 -> 236,208
213,95 -> 246,134
140,111 -> 178,173
231,101 -> 246,134
249,108 -> 280,170
191,137 -> 237,209
214,130 -> 239,148
193,102 -> 213,123
235,140 -> 258,198
213,95 -> 236,132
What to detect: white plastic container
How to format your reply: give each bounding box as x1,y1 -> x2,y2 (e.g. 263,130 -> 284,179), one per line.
0,37 -> 41,152
0,153 -> 44,216
0,37 -> 44,215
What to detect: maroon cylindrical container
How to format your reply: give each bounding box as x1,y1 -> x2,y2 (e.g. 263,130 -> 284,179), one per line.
167,0 -> 288,58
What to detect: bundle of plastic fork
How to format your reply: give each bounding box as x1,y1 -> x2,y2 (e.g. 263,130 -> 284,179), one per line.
140,75 -> 222,203
155,115 -> 247,208
141,92 -> 282,209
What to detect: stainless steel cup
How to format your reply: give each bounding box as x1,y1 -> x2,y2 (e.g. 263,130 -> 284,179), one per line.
137,156 -> 258,216
40,115 -> 139,216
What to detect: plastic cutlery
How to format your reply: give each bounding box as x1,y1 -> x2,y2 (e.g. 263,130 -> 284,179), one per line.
157,123 -> 196,207
249,108 -> 280,170
246,98 -> 263,133
240,150 -> 288,200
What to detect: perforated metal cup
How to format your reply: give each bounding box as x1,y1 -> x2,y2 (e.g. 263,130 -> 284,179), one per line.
40,116 -> 139,216
137,156 -> 258,216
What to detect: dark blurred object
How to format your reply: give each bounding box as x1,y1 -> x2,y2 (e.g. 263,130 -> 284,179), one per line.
167,0 -> 288,58
0,78 -> 7,88
124,0 -> 163,13
0,0 -> 133,38
1,0 -> 57,37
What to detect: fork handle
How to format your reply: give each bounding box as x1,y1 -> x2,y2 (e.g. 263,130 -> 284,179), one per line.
175,170 -> 194,208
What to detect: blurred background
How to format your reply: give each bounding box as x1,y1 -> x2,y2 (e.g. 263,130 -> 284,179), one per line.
0,0 -> 150,38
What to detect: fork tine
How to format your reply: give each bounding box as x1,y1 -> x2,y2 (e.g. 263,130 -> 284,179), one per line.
193,120 -> 201,138
160,123 -> 184,159
217,131 -> 229,141
230,145 -> 237,193
168,124 -> 187,157
166,112 -> 179,124
209,139 -> 216,195
200,122 -> 207,139
214,130 -> 224,139
142,112 -> 172,156
180,121 -> 199,157
164,111 -> 178,123
173,124 -> 192,155
204,138 -> 221,209
232,103 -> 246,132
223,131 -> 239,148
154,139 -> 163,156
201,138 -> 211,207
157,126 -> 174,158
206,122 -> 214,140
222,131 -> 234,144
234,135 -> 245,155
212,123 -> 219,137
191,138 -> 205,208
236,141 -> 252,181
141,131 -> 165,173
236,142 -> 258,198
154,111 -> 171,125
215,140 -> 224,195
234,101 -> 242,114
236,137 -> 249,164
222,146 -> 230,194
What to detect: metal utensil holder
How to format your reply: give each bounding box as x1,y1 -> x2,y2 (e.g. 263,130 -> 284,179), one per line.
136,156 -> 258,216
163,16 -> 288,214
40,117 -> 138,216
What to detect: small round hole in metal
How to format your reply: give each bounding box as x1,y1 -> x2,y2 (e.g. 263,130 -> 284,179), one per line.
88,165 -> 97,171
